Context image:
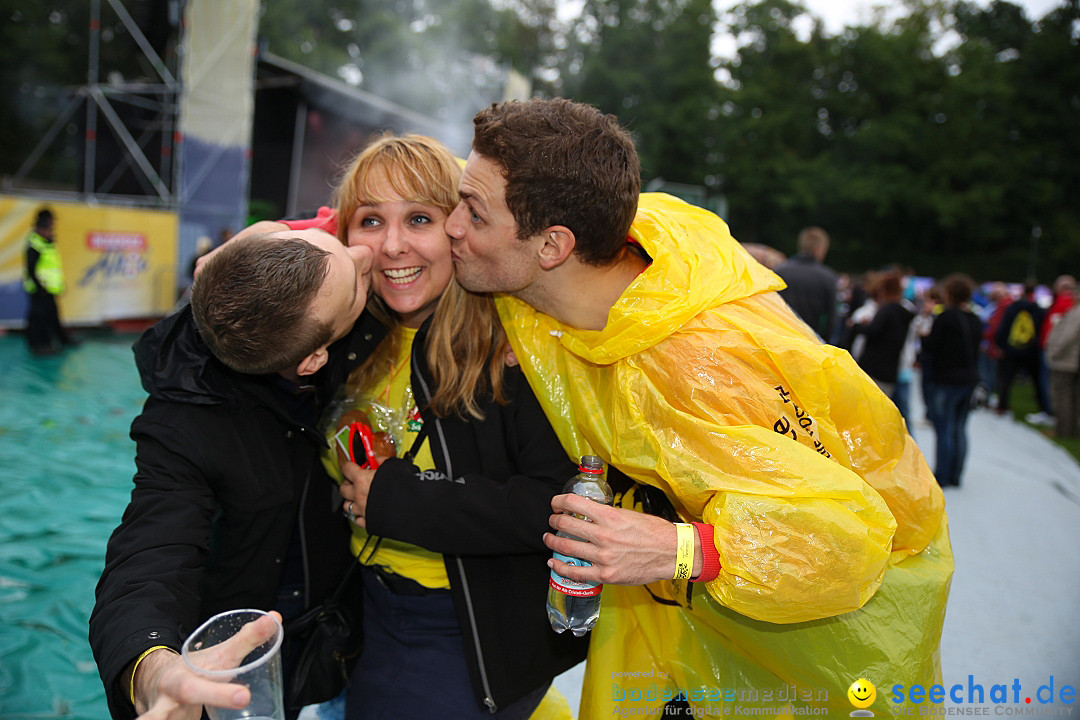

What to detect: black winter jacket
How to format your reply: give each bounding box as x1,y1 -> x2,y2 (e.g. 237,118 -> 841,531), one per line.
854,301 -> 916,384
326,314 -> 589,713
88,306 -> 354,718
921,306 -> 983,386
774,253 -> 838,340
994,298 -> 1045,358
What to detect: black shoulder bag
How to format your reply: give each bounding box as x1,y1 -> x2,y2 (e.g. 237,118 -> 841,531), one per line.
283,418 -> 432,709
282,556 -> 364,710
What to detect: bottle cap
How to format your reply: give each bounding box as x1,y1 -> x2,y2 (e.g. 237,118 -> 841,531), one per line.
579,455 -> 604,474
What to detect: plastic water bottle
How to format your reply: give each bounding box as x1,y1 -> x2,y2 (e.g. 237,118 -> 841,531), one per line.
546,455 -> 613,636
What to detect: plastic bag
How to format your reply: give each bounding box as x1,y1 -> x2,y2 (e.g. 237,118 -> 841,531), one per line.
319,385 -> 409,482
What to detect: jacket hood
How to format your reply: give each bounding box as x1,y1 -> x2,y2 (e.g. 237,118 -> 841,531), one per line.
498,193 -> 785,365
133,305 -> 252,406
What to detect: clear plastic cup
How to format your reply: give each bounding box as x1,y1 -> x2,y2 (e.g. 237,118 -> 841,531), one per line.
181,608 -> 285,720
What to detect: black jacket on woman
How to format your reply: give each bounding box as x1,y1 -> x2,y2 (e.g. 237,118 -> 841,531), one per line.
89,305 -> 354,718
920,306 -> 983,386
855,300 -> 916,384
325,313 -> 589,713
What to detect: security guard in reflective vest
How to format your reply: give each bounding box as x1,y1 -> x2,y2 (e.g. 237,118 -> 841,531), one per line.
23,207 -> 76,354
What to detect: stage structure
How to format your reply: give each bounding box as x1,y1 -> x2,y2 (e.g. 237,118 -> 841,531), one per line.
1,0 -> 462,328
1,0 -> 260,326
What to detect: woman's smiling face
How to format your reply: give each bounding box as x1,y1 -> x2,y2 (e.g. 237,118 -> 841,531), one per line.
345,180 -> 453,329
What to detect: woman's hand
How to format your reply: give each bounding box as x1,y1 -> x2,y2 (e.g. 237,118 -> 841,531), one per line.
340,461 -> 378,528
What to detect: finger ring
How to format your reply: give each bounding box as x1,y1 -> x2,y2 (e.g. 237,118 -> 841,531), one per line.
347,501 -> 356,523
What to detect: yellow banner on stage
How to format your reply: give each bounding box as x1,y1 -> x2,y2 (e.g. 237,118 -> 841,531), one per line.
1,196 -> 178,325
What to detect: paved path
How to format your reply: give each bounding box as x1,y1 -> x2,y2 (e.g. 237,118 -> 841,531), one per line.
932,406 -> 1080,689
554,393 -> 1080,714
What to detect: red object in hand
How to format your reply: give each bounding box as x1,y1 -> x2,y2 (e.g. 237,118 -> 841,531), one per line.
347,422 -> 380,470
334,410 -> 395,469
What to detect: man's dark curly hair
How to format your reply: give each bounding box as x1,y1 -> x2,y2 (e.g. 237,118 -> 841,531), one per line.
472,98 -> 641,266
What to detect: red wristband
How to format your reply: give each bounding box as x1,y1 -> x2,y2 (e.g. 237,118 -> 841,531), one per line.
690,522 -> 721,583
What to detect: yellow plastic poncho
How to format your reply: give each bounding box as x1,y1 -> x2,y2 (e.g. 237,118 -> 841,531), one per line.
495,194 -> 953,718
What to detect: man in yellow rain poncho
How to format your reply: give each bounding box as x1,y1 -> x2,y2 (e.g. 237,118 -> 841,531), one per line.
445,98 -> 952,718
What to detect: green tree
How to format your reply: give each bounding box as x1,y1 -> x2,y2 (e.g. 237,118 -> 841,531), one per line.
559,0 -> 720,184
708,0 -> 1080,279
711,0 -> 833,246
815,1 -> 953,272
1006,0 -> 1080,277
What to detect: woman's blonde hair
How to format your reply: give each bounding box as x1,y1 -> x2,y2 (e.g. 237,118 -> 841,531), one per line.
334,133 -> 508,419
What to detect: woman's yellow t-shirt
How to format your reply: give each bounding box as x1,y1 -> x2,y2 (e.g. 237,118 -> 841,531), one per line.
323,326 -> 449,590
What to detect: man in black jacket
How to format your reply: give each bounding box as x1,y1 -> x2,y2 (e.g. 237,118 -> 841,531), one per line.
23,207 -> 77,354
994,279 -> 1049,418
773,226 -> 839,341
89,230 -> 372,718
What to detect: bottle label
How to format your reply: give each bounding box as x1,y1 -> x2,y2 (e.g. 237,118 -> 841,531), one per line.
549,552 -> 602,597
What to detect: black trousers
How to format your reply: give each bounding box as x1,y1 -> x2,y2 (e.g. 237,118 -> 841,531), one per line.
996,352 -> 1048,414
26,290 -> 69,350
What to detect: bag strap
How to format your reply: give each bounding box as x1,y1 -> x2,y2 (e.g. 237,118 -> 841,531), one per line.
402,416 -> 431,464
330,531 -> 383,601
336,416 -> 429,589
327,553 -> 362,603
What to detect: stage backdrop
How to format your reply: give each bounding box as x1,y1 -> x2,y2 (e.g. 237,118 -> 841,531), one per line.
0,196 -> 178,327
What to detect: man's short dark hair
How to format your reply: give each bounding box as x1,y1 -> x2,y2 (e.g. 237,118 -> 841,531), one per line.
35,208 -> 54,231
191,235 -> 333,375
876,270 -> 903,300
472,98 -> 641,266
797,227 -> 829,256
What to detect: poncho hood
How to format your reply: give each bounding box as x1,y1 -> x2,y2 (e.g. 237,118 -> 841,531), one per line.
499,194 -> 785,365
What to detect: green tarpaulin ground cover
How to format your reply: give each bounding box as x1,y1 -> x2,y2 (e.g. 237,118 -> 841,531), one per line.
0,333 -> 146,719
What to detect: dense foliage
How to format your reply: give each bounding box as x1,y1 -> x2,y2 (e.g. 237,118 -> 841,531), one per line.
2,0 -> 1077,279
706,0 -> 1080,279
549,0 -> 1080,279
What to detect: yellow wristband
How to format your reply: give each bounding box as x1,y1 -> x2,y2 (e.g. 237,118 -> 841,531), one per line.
129,645 -> 177,707
674,522 -> 695,580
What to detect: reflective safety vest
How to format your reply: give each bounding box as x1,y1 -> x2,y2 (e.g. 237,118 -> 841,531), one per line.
23,232 -> 65,295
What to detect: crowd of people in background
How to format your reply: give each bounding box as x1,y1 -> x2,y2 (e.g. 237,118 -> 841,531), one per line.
747,227 -> 1079,486
764,227 -> 1079,489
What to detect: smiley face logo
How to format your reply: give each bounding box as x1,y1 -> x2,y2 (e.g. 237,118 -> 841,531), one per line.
848,678 -> 876,709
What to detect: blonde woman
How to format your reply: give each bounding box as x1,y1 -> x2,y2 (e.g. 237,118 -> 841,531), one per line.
283,134 -> 586,719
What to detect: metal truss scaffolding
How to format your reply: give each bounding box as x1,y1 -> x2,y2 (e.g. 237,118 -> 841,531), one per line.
7,0 -> 183,207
